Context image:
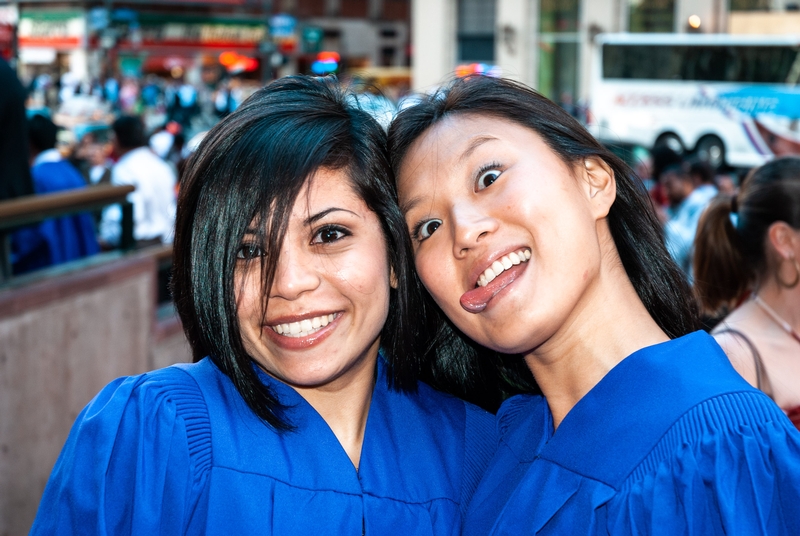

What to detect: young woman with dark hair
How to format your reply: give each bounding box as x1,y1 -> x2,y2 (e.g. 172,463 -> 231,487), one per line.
694,157 -> 800,430
389,75 -> 800,535
30,76 -> 496,535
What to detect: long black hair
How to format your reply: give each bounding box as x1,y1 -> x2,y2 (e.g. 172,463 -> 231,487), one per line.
388,76 -> 699,406
172,76 -> 426,429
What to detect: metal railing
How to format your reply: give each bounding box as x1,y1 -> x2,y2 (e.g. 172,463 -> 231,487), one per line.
0,184 -> 135,283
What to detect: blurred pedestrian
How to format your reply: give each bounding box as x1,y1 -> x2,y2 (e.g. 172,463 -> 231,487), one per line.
660,160 -> 714,277
11,114 -> 99,274
100,115 -> 176,247
0,57 -> 34,201
694,157 -> 800,430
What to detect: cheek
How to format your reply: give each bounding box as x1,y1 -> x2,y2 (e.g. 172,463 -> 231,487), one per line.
415,250 -> 454,303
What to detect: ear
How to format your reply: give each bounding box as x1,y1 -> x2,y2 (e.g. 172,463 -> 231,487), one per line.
580,157 -> 616,220
390,266 -> 398,289
767,221 -> 799,260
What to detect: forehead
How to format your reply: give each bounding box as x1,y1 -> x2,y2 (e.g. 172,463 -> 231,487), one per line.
396,113 -> 552,197
294,167 -> 363,210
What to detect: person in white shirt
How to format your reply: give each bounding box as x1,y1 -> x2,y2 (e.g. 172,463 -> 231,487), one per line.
660,160 -> 718,278
100,116 -> 176,247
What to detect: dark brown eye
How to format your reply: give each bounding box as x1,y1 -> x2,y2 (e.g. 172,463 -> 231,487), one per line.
419,219 -> 442,239
236,244 -> 264,259
477,169 -> 501,191
312,225 -> 349,244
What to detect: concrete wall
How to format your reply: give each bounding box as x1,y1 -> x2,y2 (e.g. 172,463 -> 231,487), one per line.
0,251 -> 191,536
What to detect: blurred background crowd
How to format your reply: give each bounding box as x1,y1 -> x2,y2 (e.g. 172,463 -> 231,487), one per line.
1,0 -> 800,534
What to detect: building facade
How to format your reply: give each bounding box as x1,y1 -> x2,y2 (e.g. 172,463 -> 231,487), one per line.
412,0 -> 800,103
8,0 -> 410,89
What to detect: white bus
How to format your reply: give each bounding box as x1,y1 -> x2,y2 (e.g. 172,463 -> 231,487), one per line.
588,33 -> 800,169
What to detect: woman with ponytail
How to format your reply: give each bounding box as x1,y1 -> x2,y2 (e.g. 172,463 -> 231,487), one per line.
694,157 -> 800,430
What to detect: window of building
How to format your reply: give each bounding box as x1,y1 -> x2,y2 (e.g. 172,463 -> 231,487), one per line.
629,0 -> 675,32
538,0 -> 580,107
729,0 -> 772,10
457,0 -> 495,62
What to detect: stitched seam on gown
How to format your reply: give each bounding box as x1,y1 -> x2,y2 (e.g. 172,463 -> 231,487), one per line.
206,465 -> 460,505
149,367 -> 213,485
619,390 -> 782,491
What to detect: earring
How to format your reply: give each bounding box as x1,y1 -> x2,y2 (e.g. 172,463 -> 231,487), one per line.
777,256 -> 800,289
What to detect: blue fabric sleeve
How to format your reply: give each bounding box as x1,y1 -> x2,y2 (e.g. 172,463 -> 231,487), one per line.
460,403 -> 498,519
610,391 -> 800,535
30,367 -> 212,535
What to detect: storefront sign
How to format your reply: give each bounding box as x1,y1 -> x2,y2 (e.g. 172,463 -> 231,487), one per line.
18,11 -> 85,49
120,19 -> 266,49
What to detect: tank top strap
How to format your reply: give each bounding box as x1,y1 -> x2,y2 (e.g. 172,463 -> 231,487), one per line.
714,327 -> 774,400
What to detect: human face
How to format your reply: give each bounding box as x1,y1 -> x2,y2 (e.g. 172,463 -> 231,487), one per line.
235,169 -> 393,390
660,170 -> 692,206
397,114 -> 608,354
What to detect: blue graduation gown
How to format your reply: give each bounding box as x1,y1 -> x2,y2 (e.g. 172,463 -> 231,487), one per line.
464,331 -> 800,535
12,160 -> 98,274
31,357 -> 496,535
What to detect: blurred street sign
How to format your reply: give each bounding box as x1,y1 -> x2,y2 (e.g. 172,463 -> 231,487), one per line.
88,8 -> 109,31
302,26 -> 323,54
269,14 -> 296,39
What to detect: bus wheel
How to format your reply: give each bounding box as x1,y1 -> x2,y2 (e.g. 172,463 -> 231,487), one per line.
655,133 -> 684,154
695,135 -> 725,168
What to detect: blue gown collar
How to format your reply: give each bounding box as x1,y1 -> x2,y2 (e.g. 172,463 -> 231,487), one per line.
536,331 -> 754,488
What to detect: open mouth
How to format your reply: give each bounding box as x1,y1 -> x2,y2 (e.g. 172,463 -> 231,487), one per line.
269,313 -> 337,338
476,248 -> 531,288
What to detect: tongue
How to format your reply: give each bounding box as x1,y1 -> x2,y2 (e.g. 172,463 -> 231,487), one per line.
460,281 -> 504,313
460,263 -> 526,313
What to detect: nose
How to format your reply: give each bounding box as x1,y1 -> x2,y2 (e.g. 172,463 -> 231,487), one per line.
451,204 -> 499,258
269,245 -> 321,301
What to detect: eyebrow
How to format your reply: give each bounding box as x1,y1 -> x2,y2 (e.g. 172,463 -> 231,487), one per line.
242,207 -> 359,234
304,207 -> 359,225
461,135 -> 498,160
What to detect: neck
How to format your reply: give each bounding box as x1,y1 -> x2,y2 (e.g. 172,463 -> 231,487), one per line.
524,242 -> 669,429
754,280 -> 800,337
293,346 -> 378,470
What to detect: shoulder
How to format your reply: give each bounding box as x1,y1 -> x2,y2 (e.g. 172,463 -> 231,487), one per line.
411,380 -> 495,431
497,394 -> 545,438
82,363 -> 213,457
711,328 -> 760,386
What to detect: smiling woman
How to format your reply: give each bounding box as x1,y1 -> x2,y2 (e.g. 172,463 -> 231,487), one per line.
30,76 -> 497,535
389,75 -> 800,535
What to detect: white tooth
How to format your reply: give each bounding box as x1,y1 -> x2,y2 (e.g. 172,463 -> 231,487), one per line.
312,317 -> 321,329
501,256 -> 512,269
485,268 -> 497,284
491,260 -> 504,274
275,325 -> 284,334
321,315 -> 329,326
300,319 -> 313,332
328,313 -> 335,322
509,252 -> 521,264
289,322 -> 301,335
524,250 -> 531,260
479,274 -> 487,287
281,324 -> 289,334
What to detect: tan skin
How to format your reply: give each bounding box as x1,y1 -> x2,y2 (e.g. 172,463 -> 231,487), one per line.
236,169 -> 396,468
713,221 -> 800,423
398,114 -> 668,428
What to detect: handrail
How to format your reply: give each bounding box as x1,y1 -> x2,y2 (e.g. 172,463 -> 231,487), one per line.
0,184 -> 134,229
0,184 -> 136,282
